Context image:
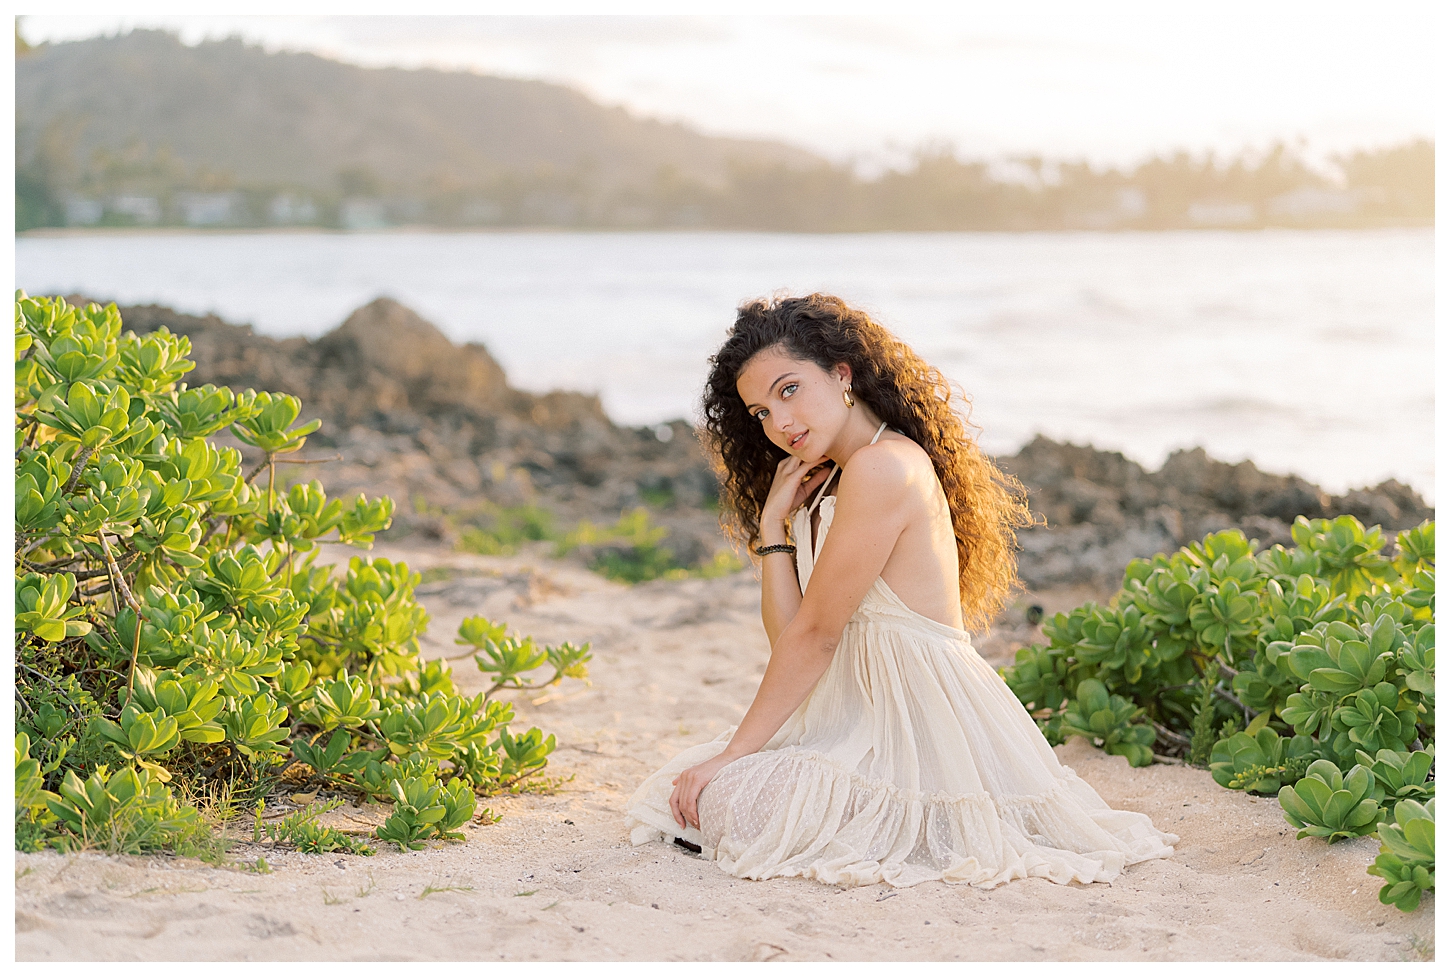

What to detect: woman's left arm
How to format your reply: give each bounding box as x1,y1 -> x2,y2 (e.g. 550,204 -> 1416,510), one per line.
669,444 -> 913,830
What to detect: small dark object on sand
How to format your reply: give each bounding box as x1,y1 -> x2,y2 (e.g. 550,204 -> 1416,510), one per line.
674,837 -> 702,854
1026,604 -> 1045,626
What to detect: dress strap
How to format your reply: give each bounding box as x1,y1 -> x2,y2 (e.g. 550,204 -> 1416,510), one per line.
807,463 -> 842,516
869,421 -> 888,445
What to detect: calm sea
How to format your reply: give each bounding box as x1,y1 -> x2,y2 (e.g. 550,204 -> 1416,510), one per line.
15,228 -> 1434,502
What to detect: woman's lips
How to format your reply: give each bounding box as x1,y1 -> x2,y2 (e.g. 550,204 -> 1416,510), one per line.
789,431 -> 807,449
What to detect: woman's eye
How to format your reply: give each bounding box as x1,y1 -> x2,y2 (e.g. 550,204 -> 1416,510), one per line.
781,384 -> 797,397
754,409 -> 768,421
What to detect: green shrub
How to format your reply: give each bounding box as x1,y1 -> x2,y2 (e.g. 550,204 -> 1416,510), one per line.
1003,518 -> 1432,770
1276,759 -> 1382,841
375,774 -> 476,851
556,507 -> 745,583
15,733 -> 59,851
1356,748 -> 1435,804
1367,798 -> 1435,912
453,501 -> 744,583
557,507 -> 678,581
45,763 -> 204,854
1000,513 -> 1434,909
261,798 -> 375,855
1060,678 -> 1155,767
14,293 -> 589,856
457,504 -> 556,555
1209,728 -> 1320,794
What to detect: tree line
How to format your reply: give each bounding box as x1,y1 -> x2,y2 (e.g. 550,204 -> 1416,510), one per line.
18,139 -> 1430,233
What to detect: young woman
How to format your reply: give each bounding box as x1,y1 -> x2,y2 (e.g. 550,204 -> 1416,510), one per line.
625,294 -> 1177,889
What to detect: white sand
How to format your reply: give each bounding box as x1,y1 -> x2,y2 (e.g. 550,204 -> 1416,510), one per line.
14,543 -> 1435,961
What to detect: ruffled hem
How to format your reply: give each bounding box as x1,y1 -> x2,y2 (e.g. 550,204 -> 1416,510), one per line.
625,740 -> 1176,890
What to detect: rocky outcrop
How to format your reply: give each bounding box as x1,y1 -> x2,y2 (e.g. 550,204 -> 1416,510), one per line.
104,297 -> 1432,589
310,299 -> 513,421
1002,436 -> 1432,589
117,297 -> 547,429
106,296 -> 723,560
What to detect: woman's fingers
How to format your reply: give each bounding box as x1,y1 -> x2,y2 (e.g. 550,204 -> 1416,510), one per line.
667,770 -> 702,831
670,758 -> 727,832
681,786 -> 698,830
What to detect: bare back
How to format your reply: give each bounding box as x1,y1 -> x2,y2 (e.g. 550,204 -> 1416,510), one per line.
807,431 -> 962,631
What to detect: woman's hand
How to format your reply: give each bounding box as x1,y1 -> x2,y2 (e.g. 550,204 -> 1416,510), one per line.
669,752 -> 739,831
761,453 -> 834,531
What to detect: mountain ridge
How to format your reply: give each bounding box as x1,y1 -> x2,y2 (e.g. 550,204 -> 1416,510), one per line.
17,29 -> 822,198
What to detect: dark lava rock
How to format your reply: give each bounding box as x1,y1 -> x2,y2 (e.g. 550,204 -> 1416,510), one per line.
1002,437 -> 1432,589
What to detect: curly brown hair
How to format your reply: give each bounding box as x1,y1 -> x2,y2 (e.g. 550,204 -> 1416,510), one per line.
701,293 -> 1036,630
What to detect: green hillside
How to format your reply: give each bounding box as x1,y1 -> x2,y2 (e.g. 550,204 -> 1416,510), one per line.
15,29 -> 821,228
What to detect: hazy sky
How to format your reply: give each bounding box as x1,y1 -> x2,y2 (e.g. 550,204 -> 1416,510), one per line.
18,4 -> 1438,172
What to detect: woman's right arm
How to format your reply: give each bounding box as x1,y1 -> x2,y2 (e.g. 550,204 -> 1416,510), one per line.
758,513 -> 801,647
757,455 -> 833,648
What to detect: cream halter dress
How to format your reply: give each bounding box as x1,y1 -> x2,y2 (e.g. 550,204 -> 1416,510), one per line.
624,423 -> 1177,889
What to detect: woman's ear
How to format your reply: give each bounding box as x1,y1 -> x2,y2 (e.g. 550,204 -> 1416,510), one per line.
836,363 -> 853,386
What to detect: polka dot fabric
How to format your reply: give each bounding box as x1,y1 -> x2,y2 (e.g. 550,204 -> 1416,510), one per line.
624,459 -> 1178,890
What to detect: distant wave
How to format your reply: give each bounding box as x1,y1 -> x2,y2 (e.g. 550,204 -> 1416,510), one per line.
1142,397 -> 1312,422
1316,325 -> 1402,345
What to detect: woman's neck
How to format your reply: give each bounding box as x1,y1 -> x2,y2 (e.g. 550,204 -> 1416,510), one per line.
825,409 -> 886,469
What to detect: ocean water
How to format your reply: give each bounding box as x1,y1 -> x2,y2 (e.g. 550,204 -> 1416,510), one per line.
16,228 -> 1434,502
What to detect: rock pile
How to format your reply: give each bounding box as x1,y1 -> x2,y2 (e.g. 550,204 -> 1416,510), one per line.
107,297 -> 1432,590
109,297 -> 723,562
1000,436 -> 1432,589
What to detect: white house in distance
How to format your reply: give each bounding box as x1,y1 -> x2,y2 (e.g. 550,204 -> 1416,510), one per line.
109,195 -> 161,224
1267,186 -> 1359,219
268,193 -> 318,224
339,198 -> 388,230
63,197 -> 103,225
175,192 -> 240,226
1186,199 -> 1257,226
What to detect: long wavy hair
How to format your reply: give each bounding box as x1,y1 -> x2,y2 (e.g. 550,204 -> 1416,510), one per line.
701,293 -> 1036,629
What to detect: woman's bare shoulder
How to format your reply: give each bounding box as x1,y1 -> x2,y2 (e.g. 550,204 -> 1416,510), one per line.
837,437 -> 935,499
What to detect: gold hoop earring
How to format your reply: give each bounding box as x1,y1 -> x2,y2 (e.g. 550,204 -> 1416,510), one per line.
843,385 -> 855,408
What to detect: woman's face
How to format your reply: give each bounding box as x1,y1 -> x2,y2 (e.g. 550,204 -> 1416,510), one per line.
736,345 -> 850,460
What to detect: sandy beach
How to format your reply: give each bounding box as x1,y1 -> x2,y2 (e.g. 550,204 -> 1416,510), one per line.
13,541 -> 1434,962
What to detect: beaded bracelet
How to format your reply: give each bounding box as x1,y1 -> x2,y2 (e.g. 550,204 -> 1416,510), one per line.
755,543 -> 797,557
